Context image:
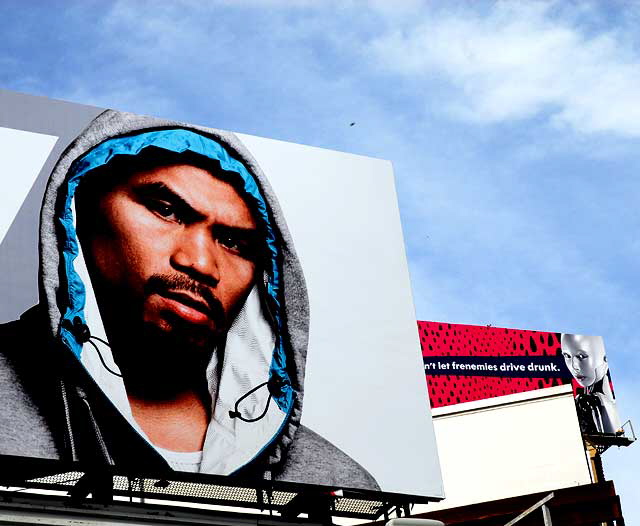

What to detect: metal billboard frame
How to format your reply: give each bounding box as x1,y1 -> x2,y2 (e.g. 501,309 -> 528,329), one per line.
0,454 -> 441,521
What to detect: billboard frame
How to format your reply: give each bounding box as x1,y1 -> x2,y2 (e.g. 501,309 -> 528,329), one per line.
0,454 -> 441,520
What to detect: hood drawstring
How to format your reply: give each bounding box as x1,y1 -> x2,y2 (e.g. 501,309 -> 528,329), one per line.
229,382 -> 271,423
62,317 -> 122,378
229,377 -> 287,423
86,336 -> 122,378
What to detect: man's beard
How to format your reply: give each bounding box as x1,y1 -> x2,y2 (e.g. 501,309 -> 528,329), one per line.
115,319 -> 217,400
104,273 -> 227,400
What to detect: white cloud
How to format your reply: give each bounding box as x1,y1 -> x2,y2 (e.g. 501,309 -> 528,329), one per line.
368,1 -> 640,137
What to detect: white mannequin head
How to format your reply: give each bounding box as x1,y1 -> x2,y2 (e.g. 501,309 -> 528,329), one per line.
561,333 -> 608,388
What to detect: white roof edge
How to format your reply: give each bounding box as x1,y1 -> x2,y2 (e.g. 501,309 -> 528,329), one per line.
431,384 -> 573,418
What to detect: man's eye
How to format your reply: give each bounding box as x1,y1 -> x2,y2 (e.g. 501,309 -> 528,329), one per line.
148,200 -> 181,223
217,232 -> 256,260
219,234 -> 241,252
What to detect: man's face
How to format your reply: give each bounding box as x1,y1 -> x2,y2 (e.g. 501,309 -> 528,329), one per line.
80,163 -> 258,365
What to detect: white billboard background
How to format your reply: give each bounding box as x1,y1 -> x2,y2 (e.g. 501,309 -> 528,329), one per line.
0,127 -> 58,246
0,92 -> 442,498
238,134 -> 442,496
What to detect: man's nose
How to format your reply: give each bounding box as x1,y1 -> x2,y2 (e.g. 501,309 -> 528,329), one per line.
170,226 -> 220,285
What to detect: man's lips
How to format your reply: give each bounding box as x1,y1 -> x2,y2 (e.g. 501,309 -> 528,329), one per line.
157,290 -> 215,325
144,274 -> 227,329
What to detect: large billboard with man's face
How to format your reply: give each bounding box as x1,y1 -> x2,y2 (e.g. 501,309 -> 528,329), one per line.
0,89 -> 442,500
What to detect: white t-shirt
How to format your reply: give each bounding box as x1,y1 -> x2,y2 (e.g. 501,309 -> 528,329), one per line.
156,447 -> 203,473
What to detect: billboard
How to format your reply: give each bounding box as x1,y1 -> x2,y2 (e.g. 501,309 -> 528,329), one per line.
419,320 -> 621,435
0,89 -> 442,499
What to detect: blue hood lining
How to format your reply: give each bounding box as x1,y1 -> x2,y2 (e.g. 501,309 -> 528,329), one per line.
57,128 -> 292,412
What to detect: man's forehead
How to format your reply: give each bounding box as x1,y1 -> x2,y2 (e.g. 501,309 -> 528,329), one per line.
129,161 -> 243,194
101,146 -> 243,191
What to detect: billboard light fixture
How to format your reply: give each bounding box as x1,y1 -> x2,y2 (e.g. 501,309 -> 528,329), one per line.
386,519 -> 445,526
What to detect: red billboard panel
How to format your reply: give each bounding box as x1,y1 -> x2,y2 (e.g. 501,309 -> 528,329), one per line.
419,321 -> 621,435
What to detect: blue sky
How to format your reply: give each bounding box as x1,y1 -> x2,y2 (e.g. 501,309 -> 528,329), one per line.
2,0 -> 639,520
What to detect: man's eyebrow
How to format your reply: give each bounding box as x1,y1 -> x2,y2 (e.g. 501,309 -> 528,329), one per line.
213,223 -> 260,238
133,181 -> 205,221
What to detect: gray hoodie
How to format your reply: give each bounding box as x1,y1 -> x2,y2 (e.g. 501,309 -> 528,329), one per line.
0,110 -> 379,491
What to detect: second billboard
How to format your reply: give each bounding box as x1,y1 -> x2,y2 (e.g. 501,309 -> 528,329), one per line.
420,320 -> 622,435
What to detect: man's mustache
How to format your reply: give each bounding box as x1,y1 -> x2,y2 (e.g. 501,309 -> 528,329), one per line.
145,273 -> 226,328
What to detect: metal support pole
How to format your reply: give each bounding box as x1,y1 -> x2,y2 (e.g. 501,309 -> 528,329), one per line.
504,492 -> 554,526
593,452 -> 605,482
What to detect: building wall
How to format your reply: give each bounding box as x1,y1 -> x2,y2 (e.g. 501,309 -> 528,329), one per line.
413,384 -> 592,513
